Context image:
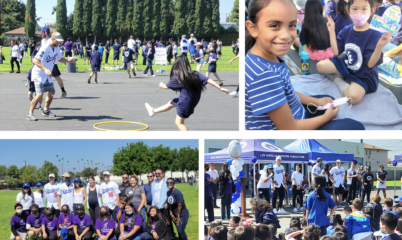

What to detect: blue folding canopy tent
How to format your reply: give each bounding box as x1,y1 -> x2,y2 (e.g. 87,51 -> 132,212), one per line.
392,154 -> 402,196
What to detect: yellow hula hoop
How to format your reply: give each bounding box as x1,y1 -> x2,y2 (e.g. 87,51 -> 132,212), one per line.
93,121 -> 149,131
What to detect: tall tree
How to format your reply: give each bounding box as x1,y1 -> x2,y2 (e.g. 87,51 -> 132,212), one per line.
66,13 -> 74,38
73,0 -> 83,39
105,0 -> 117,39
143,0 -> 153,39
185,0 -> 196,36
159,0 -> 171,39
1,0 -> 26,33
133,0 -> 144,39
152,0 -> 161,39
82,0 -> 93,39
193,0 -> 204,37
22,165 -> 38,183
229,0 -> 239,24
171,0 -> 187,38
6,165 -> 18,178
112,142 -> 154,175
0,165 -> 7,177
124,0 -> 134,37
115,0 -> 127,39
24,0 -> 36,38
55,0 -> 68,38
92,0 -> 102,41
211,0 -> 220,36
202,0 -> 213,38
37,161 -> 59,182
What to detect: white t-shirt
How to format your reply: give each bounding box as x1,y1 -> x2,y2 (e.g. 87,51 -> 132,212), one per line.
273,164 -> 285,187
44,183 -> 60,208
180,39 -> 189,53
19,43 -> 25,51
11,45 -> 19,57
128,39 -> 135,50
153,180 -> 163,206
330,167 -> 345,188
207,169 -> 219,180
16,192 -> 33,210
347,169 -> 356,185
292,172 -> 303,186
33,191 -> 47,208
311,165 -> 321,181
58,183 -> 74,210
100,181 -> 121,210
257,171 -> 272,189
32,44 -> 62,83
136,40 -> 142,47
323,172 -> 329,182
189,37 -> 197,43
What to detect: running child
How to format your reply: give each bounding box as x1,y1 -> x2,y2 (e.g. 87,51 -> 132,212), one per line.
206,48 -> 223,86
334,0 -> 353,36
88,46 -> 102,84
299,0 -> 334,60
316,0 -> 392,104
144,56 -> 229,131
122,42 -> 137,78
244,0 -> 365,130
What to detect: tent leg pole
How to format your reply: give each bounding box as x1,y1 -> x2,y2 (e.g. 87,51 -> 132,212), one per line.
395,167 -> 396,198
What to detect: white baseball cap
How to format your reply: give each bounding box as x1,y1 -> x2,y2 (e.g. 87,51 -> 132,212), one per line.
51,32 -> 64,42
49,173 -> 55,178
103,171 -> 110,175
336,160 -> 341,163
276,156 -> 282,160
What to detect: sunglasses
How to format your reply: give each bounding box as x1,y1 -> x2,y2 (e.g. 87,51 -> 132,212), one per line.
122,177 -> 128,179
166,182 -> 174,185
23,187 -> 29,189
147,176 -> 153,178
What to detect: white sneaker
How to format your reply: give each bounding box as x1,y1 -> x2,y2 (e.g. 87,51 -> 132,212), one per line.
151,75 -> 156,77
143,74 -> 148,76
278,208 -> 287,214
145,103 -> 155,117
298,208 -> 304,212
229,91 -> 238,98
293,208 -> 298,213
273,208 -> 278,214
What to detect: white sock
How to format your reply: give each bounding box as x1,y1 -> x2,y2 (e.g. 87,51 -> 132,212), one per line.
333,77 -> 350,95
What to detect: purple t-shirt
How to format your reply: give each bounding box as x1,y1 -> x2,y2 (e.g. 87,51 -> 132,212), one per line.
225,177 -> 233,195
58,213 -> 75,228
64,42 -> 73,52
10,212 -> 28,233
27,213 -> 45,229
42,216 -> 59,233
95,218 -> 116,240
205,173 -> 212,197
119,214 -> 143,236
73,214 -> 92,230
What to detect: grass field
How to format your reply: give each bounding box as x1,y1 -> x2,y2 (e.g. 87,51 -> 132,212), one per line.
0,46 -> 239,73
0,183 -> 198,240
374,180 -> 402,187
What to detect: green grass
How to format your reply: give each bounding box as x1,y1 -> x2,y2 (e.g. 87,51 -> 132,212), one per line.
373,180 -> 402,187
0,46 -> 239,73
0,183 -> 198,240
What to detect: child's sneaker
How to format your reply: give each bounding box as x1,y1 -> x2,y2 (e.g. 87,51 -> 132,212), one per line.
151,75 -> 156,77
143,74 -> 148,76
278,208 -> 287,214
273,208 -> 278,214
145,103 -> 155,117
61,92 -> 67,98
26,113 -> 37,121
229,91 -> 238,98
42,110 -> 56,117
128,74 -> 131,78
88,77 -> 91,84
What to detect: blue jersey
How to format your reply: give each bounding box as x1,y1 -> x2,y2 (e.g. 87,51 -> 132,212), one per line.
98,46 -> 104,56
306,190 -> 336,227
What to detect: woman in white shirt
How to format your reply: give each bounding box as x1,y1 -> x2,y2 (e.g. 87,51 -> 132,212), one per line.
257,164 -> 273,204
33,183 -> 46,214
73,178 -> 87,215
10,40 -> 20,73
291,164 -> 304,213
16,183 -> 34,214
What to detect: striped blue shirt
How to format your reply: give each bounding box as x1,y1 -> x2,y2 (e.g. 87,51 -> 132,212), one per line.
245,51 -> 305,130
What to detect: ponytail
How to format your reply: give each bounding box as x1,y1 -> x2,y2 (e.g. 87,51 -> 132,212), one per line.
314,175 -> 327,201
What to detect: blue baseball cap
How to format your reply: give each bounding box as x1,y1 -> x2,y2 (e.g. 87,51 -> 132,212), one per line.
74,177 -> 81,182
395,196 -> 402,202
23,183 -> 30,188
267,164 -> 273,169
94,41 -> 96,43
40,26 -> 50,32
36,183 -> 42,187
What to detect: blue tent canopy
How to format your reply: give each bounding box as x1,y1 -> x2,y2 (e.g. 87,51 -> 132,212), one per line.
204,139 -> 309,163
284,139 -> 355,163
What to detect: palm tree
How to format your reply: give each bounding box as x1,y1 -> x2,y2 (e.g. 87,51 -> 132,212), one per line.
81,159 -> 84,171
62,158 -> 64,173
56,155 -> 59,173
87,160 -> 89,169
58,159 -> 61,175
91,160 -> 93,168
73,167 -> 76,174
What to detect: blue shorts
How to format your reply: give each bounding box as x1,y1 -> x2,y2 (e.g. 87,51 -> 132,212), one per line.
113,53 -> 119,60
208,65 -> 216,73
34,79 -> 55,93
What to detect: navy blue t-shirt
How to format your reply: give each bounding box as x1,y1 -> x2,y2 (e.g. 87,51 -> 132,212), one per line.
113,44 -> 121,53
205,173 -> 212,197
122,48 -> 135,63
85,45 -> 91,53
105,44 -> 110,51
335,15 -> 353,37
382,234 -> 402,240
337,25 -> 383,93
377,170 -> 387,180
208,53 -> 217,68
167,188 -> 186,214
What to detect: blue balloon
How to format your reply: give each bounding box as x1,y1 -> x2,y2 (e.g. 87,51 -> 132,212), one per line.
235,181 -> 241,188
231,209 -> 235,214
393,160 -> 398,166
231,196 -> 237,203
234,193 -> 240,199
239,171 -> 245,178
227,159 -> 233,165
251,156 -> 258,164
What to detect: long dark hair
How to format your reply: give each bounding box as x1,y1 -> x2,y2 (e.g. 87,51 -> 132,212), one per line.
37,185 -> 44,198
323,164 -> 331,176
302,0 -> 330,51
220,163 -> 230,175
99,206 -> 111,221
336,0 -> 350,20
22,186 -> 33,201
146,206 -> 170,228
331,214 -> 344,226
170,56 -> 206,92
296,164 -> 302,173
123,202 -> 142,228
314,175 -> 327,201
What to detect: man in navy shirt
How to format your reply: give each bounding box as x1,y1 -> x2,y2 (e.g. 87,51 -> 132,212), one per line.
204,164 -> 214,222
105,40 -> 110,65
122,42 -> 137,78
143,41 -> 155,77
112,39 -> 121,65
144,172 -> 154,212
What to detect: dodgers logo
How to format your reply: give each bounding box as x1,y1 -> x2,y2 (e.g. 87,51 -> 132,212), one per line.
367,176 -> 373,181
344,43 -> 362,71
125,51 -> 130,57
261,142 -> 283,152
276,169 -> 283,174
168,196 -> 175,205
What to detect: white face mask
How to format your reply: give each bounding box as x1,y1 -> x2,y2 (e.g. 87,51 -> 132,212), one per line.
16,209 -> 23,214
307,97 -> 352,114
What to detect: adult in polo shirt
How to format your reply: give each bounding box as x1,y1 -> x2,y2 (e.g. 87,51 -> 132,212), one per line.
57,173 -> 74,214
272,156 -> 287,214
44,173 -> 61,217
100,171 -> 121,217
119,173 -> 131,197
329,160 -> 346,206
311,158 -> 323,187
207,163 -> 219,208
27,32 -> 75,121
376,165 -> 388,199
151,168 -> 175,237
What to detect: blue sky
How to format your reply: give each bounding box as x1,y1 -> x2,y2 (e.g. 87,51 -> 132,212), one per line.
342,139 -> 402,159
0,140 -> 198,169
21,0 -> 237,26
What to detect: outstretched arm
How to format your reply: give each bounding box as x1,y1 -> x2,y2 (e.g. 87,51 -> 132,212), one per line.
207,79 -> 229,93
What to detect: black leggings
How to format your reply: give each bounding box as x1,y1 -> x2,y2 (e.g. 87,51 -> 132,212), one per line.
361,185 -> 372,203
20,51 -> 24,63
272,185 -> 285,208
205,195 -> 214,222
258,188 -> 270,204
292,185 -> 304,208
88,203 -> 100,227
10,57 -> 20,71
347,184 -> 357,204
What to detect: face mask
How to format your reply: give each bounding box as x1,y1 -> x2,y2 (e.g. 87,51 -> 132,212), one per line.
62,209 -> 68,213
306,97 -> 352,114
100,211 -> 107,217
350,14 -> 370,27
31,210 -> 38,214
126,211 -> 133,215
78,211 -> 84,216
16,209 -> 23,214
45,213 -> 52,217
